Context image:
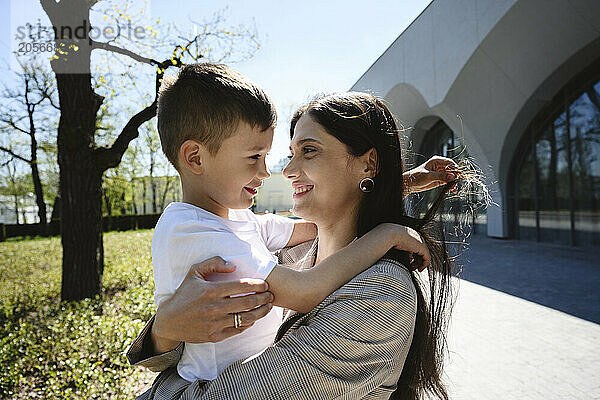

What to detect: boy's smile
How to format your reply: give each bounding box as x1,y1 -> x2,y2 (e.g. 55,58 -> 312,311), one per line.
182,121 -> 274,219
244,186 -> 260,196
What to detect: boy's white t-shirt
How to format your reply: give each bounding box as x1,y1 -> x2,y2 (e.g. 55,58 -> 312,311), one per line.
151,202 -> 295,382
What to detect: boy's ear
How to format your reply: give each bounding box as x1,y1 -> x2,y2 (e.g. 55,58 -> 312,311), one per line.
179,140 -> 206,175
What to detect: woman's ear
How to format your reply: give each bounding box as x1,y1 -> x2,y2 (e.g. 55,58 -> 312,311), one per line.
361,148 -> 379,178
179,140 -> 206,175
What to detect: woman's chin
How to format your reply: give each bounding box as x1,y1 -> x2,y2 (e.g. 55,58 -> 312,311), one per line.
291,204 -> 310,220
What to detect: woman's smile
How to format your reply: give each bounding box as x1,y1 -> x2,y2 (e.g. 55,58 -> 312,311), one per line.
292,184 -> 314,198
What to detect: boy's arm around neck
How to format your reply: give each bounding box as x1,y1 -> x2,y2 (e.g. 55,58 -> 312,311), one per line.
266,223 -> 425,314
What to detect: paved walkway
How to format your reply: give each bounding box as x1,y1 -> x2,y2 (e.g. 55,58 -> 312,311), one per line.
441,235 -> 600,399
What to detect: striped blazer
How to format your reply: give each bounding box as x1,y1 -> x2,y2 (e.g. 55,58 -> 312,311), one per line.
127,240 -> 417,400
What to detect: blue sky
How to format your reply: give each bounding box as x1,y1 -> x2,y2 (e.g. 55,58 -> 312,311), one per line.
1,0 -> 432,167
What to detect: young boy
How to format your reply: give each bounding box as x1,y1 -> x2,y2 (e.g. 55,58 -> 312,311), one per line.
152,63 -> 429,382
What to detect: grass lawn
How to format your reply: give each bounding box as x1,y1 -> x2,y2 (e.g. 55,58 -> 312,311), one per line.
0,230 -> 159,399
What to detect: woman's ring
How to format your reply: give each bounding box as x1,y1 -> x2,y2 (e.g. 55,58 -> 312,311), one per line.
233,312 -> 242,329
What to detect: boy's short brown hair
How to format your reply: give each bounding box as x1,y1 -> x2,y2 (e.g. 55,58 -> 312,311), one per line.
157,63 -> 277,169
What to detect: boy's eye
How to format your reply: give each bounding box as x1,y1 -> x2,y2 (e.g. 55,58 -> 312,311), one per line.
249,151 -> 269,160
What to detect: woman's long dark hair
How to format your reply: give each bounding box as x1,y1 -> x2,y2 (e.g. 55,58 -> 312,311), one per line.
290,92 -> 456,400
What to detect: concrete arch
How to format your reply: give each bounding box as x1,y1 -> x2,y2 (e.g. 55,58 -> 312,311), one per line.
382,83 -> 438,165
383,84 -> 491,194
411,115 -> 442,160
383,82 -> 432,128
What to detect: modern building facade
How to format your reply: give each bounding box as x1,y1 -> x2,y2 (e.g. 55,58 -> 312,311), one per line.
351,0 -> 600,246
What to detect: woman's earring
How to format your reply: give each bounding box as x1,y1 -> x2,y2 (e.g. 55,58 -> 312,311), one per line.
359,177 -> 375,193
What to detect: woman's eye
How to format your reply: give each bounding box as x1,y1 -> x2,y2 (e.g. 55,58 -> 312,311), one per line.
288,147 -> 316,159
249,154 -> 261,160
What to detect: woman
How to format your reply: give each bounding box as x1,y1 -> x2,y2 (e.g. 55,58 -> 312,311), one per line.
129,92 -> 457,399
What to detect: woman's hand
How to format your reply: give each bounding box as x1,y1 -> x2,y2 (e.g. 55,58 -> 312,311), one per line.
151,256 -> 274,353
403,156 -> 460,195
379,223 -> 430,272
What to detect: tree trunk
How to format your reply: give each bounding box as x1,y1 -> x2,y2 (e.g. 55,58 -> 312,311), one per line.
31,162 -> 47,225
7,163 -> 20,224
103,186 -> 112,216
13,195 -> 19,225
160,177 -> 171,211
50,193 -> 61,222
30,144 -> 48,226
150,152 -> 157,213
59,147 -> 104,300
142,178 -> 147,214
131,180 -> 138,214
42,0 -> 157,300
40,0 -> 105,301
120,187 -> 126,215
57,72 -> 104,301
28,98 -> 48,227
152,178 -> 157,213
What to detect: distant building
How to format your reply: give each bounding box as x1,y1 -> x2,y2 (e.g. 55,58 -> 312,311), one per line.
0,194 -> 40,224
352,0 -> 600,247
254,173 -> 293,213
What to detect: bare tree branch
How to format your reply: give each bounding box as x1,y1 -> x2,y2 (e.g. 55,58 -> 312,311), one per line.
95,100 -> 157,172
90,40 -> 160,66
0,118 -> 30,135
46,94 -> 60,110
0,145 -> 32,163
0,157 -> 15,168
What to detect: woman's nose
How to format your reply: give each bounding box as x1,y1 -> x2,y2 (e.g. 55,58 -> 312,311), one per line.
283,157 -> 297,179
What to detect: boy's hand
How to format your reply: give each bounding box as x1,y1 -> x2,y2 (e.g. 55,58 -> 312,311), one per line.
380,223 -> 430,272
152,257 -> 273,351
404,156 -> 459,195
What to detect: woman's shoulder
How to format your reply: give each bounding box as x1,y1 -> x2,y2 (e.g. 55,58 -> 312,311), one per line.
276,239 -> 317,268
306,258 -> 417,343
